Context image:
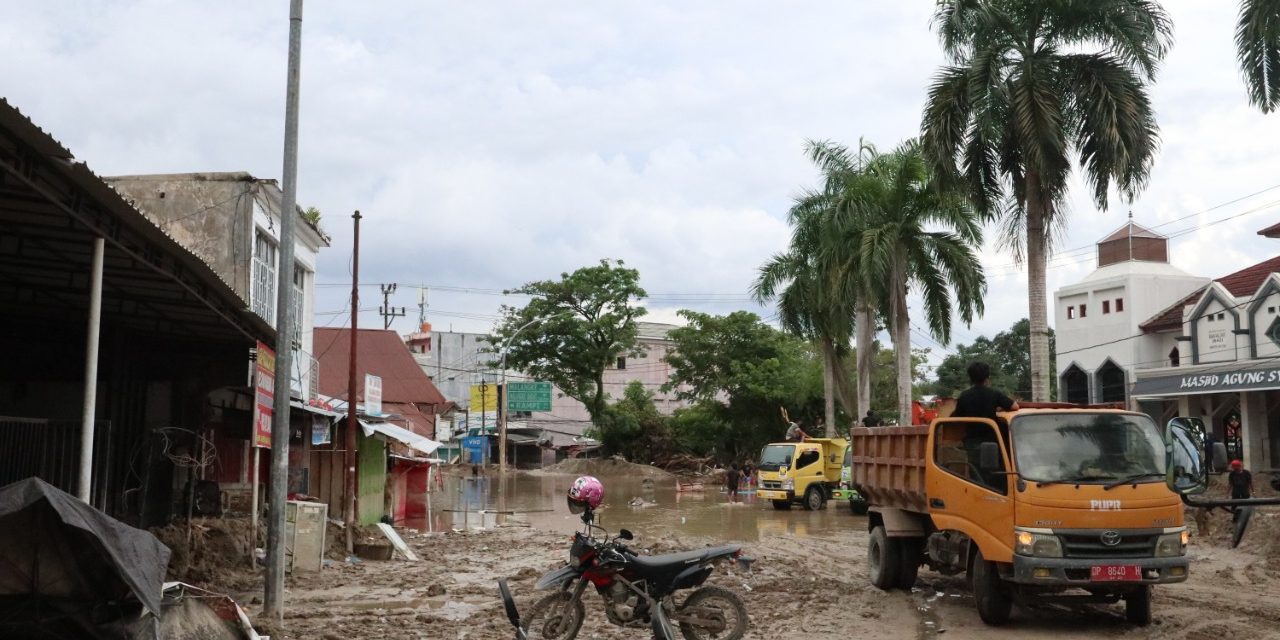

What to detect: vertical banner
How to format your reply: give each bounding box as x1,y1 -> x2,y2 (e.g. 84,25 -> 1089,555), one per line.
365,373 -> 383,416
253,342 -> 276,448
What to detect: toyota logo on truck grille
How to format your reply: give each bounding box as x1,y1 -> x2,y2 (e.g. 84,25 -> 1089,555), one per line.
1100,530 -> 1122,546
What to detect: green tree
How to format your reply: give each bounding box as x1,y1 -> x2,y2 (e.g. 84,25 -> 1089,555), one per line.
664,310 -> 824,460
1238,0 -> 1280,112
921,0 -> 1170,401
491,259 -> 646,424
827,140 -> 986,426
594,381 -> 678,462
930,319 -> 1057,399
753,162 -> 860,435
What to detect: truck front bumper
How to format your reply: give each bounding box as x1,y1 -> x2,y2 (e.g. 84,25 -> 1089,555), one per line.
756,490 -> 793,501
1009,555 -> 1189,586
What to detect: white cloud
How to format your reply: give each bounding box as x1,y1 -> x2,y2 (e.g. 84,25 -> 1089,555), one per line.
3,0 -> 1278,376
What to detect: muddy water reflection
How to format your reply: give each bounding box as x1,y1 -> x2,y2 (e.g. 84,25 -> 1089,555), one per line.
404,472 -> 863,541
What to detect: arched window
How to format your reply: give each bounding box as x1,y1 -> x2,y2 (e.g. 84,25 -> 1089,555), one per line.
1062,365 -> 1089,404
1169,346 -> 1180,368
1096,360 -> 1126,403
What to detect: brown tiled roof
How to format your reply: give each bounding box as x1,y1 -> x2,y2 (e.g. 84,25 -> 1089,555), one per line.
1139,255 -> 1280,332
1258,221 -> 1280,238
313,328 -> 447,406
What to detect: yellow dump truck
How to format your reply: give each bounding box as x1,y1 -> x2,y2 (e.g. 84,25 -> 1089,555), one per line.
755,437 -> 847,510
851,406 -> 1187,626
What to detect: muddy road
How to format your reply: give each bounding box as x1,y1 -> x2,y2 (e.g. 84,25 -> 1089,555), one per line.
227,469 -> 1280,640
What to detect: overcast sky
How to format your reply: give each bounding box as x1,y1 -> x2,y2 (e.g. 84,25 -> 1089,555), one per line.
5,1 -> 1280,371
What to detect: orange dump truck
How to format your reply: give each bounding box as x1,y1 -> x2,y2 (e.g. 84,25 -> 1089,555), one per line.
850,405 -> 1188,627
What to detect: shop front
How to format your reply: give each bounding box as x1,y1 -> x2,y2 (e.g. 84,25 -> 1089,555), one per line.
1133,364 -> 1280,471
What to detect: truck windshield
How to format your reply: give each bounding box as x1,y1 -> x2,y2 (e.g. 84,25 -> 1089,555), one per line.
1011,413 -> 1165,484
759,445 -> 794,472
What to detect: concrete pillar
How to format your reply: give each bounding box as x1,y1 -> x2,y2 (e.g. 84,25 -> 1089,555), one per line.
1239,391 -> 1269,471
1176,395 -> 1192,418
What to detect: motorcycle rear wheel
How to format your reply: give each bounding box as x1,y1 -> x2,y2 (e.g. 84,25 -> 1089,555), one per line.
677,585 -> 749,640
522,591 -> 585,640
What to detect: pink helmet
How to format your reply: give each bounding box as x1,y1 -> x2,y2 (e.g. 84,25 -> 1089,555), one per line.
567,475 -> 604,514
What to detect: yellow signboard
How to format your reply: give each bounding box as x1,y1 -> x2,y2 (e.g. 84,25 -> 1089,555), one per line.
470,382 -> 497,412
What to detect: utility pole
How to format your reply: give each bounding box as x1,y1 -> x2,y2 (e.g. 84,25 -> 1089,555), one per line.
264,0 -> 303,623
417,286 -> 429,327
345,211 -> 362,554
379,283 -> 405,330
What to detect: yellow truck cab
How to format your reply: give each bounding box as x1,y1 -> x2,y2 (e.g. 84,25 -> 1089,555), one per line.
756,438 -> 846,511
852,405 -> 1187,627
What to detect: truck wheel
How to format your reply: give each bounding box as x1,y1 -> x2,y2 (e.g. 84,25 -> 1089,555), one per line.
803,486 -> 826,511
1124,586 -> 1152,627
971,548 -> 1012,625
868,526 -> 901,590
897,538 -> 923,589
771,500 -> 792,510
849,498 -> 869,516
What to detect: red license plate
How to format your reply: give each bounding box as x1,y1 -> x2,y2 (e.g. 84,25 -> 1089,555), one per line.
1091,565 -> 1141,582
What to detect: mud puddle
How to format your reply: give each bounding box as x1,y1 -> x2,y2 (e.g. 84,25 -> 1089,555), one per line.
403,471 -> 866,541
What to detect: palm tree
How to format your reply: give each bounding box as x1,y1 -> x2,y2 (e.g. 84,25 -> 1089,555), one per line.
753,188 -> 855,437
1237,0 -> 1280,112
921,0 -> 1171,401
825,140 -> 987,426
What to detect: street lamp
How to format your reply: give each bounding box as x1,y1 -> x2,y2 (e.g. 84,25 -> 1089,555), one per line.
498,312 -> 570,475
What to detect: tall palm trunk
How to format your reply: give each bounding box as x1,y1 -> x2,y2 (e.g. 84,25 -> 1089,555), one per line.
1026,172 -> 1051,402
820,338 -> 837,437
855,303 -> 874,422
891,257 -> 912,426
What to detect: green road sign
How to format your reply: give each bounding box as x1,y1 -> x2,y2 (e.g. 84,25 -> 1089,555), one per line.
506,381 -> 553,412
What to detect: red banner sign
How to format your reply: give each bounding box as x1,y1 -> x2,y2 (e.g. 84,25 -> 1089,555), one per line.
253,342 -> 276,449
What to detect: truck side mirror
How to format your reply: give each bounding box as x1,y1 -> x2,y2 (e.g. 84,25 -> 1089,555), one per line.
978,442 -> 1000,472
1165,417 -> 1208,495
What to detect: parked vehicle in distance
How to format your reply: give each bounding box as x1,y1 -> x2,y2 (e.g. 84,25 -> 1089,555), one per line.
756,437 -> 847,510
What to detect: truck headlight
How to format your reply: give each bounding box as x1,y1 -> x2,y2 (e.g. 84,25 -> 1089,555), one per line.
782,479 -> 794,491
1015,529 -> 1063,558
1155,530 -> 1188,557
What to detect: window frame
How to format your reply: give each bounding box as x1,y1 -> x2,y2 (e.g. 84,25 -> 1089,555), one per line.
1067,306 -> 1075,320
1102,300 -> 1111,314
1115,298 -> 1124,313
931,418 -> 1009,495
1079,304 -> 1088,318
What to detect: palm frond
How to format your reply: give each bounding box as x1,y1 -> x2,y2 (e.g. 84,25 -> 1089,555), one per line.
1237,0 -> 1280,113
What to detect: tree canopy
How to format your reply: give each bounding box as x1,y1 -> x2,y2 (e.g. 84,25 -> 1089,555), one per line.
490,259 -> 646,423
929,318 -> 1057,400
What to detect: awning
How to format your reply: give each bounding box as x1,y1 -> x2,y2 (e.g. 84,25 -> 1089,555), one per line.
291,400 -> 343,418
360,419 -> 441,455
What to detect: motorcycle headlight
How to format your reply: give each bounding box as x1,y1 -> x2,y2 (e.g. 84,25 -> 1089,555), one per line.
1015,529 -> 1063,558
1155,530 -> 1188,557
782,479 -> 794,491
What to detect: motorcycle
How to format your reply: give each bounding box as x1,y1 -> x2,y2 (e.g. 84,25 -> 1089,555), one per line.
497,507 -> 752,639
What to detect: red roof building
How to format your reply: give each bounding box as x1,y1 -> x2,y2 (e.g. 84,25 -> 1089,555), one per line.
313,328 -> 448,438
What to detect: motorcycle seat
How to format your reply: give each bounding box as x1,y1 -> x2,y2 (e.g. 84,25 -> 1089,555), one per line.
627,544 -> 740,575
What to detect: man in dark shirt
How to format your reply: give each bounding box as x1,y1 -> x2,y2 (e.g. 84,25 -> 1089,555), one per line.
952,362 -> 1020,421
725,465 -> 742,503
1228,459 -> 1253,500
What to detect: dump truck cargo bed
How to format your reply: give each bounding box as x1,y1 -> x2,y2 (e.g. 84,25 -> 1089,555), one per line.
849,426 -> 928,513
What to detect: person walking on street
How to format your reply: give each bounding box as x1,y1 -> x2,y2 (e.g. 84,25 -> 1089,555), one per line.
1228,459 -> 1254,527
725,464 -> 742,503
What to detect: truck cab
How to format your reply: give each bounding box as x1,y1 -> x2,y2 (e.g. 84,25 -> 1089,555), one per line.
853,406 -> 1187,627
755,438 -> 846,511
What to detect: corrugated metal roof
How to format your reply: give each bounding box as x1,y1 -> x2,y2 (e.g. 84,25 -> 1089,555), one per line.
313,328 -> 447,406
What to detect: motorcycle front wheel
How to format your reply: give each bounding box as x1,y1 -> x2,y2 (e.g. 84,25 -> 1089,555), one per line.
522,591 -> 585,640
677,585 -> 749,640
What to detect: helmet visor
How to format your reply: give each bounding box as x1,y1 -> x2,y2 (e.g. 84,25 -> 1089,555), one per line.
567,495 -> 588,514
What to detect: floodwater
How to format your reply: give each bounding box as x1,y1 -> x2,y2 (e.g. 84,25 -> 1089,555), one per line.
402,471 -> 865,541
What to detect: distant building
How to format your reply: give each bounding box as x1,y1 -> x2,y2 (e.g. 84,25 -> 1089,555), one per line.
404,321 -> 690,460
1053,220 -> 1208,405
106,172 -> 330,401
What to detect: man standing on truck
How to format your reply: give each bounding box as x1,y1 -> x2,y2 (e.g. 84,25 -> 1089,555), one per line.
786,421 -> 809,441
952,362 -> 1020,421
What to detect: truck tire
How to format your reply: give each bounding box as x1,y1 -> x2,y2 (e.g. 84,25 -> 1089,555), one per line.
849,497 -> 869,516
971,548 -> 1012,625
1124,586 -> 1152,627
803,486 -> 826,511
771,500 -> 792,510
868,526 -> 901,590
897,538 -> 923,589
